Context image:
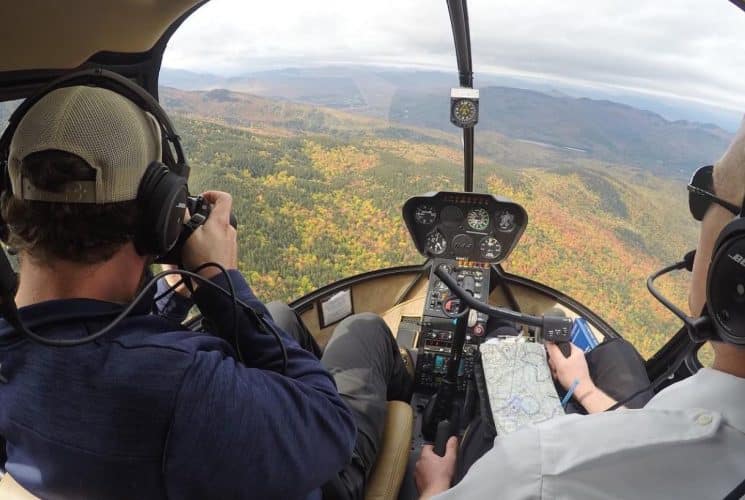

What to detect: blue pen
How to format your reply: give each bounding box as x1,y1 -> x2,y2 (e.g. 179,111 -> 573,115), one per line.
561,379 -> 580,408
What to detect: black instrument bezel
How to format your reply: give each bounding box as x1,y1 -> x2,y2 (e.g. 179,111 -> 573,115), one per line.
403,191 -> 528,263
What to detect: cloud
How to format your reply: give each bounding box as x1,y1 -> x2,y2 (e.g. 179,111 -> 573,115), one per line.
163,0 -> 745,110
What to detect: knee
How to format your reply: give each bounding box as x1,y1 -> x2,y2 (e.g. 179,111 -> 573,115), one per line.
339,312 -> 388,332
333,313 -> 393,345
265,301 -> 297,331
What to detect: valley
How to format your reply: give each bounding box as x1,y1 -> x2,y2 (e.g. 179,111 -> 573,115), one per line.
163,86 -> 700,358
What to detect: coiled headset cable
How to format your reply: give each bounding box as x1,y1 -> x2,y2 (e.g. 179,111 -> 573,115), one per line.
0,259 -> 288,374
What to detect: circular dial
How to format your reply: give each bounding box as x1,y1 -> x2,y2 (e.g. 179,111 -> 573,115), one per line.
452,234 -> 475,257
467,208 -> 490,231
495,210 -> 517,232
425,231 -> 448,255
438,264 -> 452,275
453,100 -> 477,125
414,204 -> 437,225
480,236 -> 502,260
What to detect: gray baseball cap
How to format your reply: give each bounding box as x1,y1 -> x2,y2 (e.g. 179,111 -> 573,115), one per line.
8,85 -> 162,203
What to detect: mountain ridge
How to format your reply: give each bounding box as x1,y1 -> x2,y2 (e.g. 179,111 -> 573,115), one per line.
160,84 -> 731,178
390,85 -> 731,175
161,65 -> 741,131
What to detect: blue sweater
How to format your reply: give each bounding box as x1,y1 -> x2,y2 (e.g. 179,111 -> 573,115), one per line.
0,271 -> 356,499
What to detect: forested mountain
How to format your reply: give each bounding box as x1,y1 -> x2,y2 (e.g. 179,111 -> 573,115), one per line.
164,87 -> 698,358
161,66 -> 734,177
161,66 -> 743,132
390,87 -> 731,175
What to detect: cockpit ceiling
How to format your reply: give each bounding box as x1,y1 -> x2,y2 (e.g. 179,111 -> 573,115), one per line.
0,0 -> 206,72
0,0 -> 742,73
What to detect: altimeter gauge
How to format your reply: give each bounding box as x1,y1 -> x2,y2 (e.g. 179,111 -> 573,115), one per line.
480,236 -> 502,260
467,208 -> 490,231
425,231 -> 448,255
414,204 -> 437,225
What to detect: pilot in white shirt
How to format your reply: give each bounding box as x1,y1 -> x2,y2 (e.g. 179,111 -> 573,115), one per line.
433,368 -> 745,499
415,120 -> 745,499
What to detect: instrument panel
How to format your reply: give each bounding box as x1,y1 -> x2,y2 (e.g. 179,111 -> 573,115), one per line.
403,191 -> 528,263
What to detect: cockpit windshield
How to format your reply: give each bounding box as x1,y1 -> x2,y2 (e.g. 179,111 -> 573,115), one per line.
4,0 -> 742,360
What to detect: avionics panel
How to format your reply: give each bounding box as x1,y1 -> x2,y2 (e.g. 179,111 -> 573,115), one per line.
414,259 -> 488,393
402,191 -> 528,264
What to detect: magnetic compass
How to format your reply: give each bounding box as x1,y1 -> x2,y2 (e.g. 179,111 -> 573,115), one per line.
450,87 -> 480,128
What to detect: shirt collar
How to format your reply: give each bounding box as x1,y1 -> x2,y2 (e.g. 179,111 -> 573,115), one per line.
0,293 -> 153,343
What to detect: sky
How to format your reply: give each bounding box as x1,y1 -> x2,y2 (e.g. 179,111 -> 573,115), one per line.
163,0 -> 745,113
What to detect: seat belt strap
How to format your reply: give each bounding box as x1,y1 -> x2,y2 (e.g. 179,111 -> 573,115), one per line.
723,477 -> 745,500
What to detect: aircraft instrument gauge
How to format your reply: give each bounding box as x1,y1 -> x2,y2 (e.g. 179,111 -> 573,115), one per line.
425,231 -> 448,255
438,264 -> 452,275
441,205 -> 464,225
496,210 -> 517,232
467,208 -> 490,231
450,88 -> 480,128
414,204 -> 437,225
480,236 -> 502,260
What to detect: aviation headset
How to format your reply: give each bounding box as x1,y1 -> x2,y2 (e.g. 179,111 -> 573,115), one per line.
647,196 -> 745,350
704,200 -> 745,346
608,207 -> 745,410
0,68 -> 190,258
0,68 -> 289,371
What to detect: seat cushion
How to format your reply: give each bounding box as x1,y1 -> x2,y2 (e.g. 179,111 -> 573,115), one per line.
365,401 -> 414,500
0,474 -> 39,499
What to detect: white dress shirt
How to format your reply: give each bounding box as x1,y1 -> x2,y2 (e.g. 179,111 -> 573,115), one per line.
436,368 -> 745,499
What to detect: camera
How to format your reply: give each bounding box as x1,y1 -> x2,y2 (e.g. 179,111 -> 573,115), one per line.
156,195 -> 238,265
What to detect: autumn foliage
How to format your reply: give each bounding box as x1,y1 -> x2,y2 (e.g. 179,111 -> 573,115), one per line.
172,96 -> 697,359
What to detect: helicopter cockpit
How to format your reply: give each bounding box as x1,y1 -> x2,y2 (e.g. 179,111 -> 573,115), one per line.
1,0 -> 744,499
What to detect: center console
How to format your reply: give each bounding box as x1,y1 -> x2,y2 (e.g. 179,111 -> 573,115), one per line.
414,259 -> 490,393
397,191 -> 574,498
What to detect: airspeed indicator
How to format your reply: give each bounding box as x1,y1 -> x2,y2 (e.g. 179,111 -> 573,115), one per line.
467,208 -> 490,231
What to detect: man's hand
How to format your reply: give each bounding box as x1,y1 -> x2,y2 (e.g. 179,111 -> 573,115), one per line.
546,342 -> 621,413
182,191 -> 238,280
415,436 -> 458,499
546,342 -> 594,395
161,264 -> 191,298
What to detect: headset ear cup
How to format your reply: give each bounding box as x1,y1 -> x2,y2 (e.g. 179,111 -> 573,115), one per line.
707,217 -> 745,345
0,165 -> 11,243
135,162 -> 188,256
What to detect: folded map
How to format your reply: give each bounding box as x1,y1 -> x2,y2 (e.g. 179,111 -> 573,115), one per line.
480,340 -> 565,435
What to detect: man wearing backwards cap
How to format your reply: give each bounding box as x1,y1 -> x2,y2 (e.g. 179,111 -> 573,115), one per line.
0,85 -> 412,499
416,120 -> 745,498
